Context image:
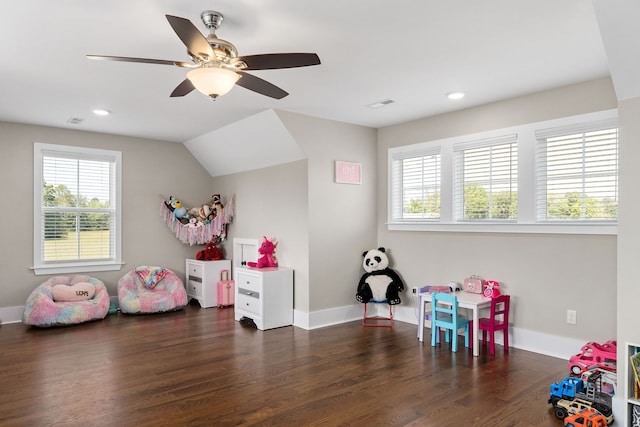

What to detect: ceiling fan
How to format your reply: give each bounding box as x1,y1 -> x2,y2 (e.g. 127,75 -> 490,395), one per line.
87,10 -> 321,100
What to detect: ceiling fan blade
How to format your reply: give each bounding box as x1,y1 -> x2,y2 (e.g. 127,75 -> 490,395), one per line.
236,72 -> 288,99
165,15 -> 214,61
238,53 -> 321,70
87,55 -> 192,68
170,79 -> 195,97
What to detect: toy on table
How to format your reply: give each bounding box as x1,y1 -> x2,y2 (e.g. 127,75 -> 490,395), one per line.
463,275 -> 484,293
483,280 -> 501,298
246,236 -> 278,268
420,285 -> 451,293
448,281 -> 462,292
355,247 -> 405,305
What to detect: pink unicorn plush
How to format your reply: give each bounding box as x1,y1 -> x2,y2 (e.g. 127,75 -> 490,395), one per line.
247,236 -> 278,268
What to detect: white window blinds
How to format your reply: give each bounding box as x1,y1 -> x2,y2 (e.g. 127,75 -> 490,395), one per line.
391,148 -> 441,221
34,143 -> 122,274
535,121 -> 618,221
454,135 -> 518,221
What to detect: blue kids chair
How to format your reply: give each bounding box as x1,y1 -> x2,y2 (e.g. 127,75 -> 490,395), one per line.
430,292 -> 471,352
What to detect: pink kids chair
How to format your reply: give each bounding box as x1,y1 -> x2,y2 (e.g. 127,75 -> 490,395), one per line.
477,294 -> 511,355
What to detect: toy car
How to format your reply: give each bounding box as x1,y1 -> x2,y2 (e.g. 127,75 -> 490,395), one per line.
564,408 -> 608,427
569,342 -> 617,375
553,398 -> 613,425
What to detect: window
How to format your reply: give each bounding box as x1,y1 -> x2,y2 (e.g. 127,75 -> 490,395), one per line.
387,109 -> 618,234
536,121 -> 618,222
390,148 -> 441,221
33,143 -> 122,275
454,135 -> 517,221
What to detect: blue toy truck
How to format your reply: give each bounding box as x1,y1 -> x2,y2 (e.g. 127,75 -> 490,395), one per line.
548,373 -> 613,422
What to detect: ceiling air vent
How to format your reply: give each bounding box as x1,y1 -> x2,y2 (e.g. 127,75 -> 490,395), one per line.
66,117 -> 84,125
367,99 -> 395,109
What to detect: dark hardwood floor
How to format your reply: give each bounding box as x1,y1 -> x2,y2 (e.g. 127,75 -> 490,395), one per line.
0,302 -> 568,427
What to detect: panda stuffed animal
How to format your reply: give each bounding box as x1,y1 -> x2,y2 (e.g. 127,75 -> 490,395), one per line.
356,247 -> 405,305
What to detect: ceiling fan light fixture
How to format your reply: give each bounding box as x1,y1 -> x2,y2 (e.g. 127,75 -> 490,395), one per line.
187,67 -> 240,98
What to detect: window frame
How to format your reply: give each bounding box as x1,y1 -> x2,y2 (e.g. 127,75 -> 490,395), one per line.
387,109 -> 618,235
453,134 -> 518,222
33,143 -> 123,275
535,121 -> 618,223
390,147 -> 442,222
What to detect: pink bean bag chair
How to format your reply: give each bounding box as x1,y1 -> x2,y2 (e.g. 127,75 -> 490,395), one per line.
22,275 -> 110,327
117,266 -> 187,314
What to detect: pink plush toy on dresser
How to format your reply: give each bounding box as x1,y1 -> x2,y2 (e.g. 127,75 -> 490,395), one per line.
247,236 -> 278,268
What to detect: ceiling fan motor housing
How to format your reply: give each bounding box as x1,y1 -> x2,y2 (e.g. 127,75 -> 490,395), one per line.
201,11 -> 223,31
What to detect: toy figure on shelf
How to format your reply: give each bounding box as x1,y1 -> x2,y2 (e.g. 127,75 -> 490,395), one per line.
247,236 -> 278,268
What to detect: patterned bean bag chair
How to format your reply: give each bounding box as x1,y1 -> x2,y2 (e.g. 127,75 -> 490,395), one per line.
22,275 -> 110,327
117,266 -> 187,314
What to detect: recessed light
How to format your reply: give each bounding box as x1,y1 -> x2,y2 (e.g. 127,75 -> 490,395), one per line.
447,92 -> 465,100
92,109 -> 111,116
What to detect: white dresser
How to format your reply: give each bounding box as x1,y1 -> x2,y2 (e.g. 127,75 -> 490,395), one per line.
185,259 -> 231,308
234,266 -> 293,330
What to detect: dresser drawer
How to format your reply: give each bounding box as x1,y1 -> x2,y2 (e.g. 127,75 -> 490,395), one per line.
237,292 -> 260,315
187,280 -> 202,297
236,272 -> 261,293
238,287 -> 260,299
186,262 -> 203,278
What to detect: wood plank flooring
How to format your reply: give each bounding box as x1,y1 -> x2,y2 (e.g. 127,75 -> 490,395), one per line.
0,302 -> 568,427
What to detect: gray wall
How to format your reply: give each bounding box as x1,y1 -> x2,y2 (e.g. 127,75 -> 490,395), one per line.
0,121 -> 213,308
617,97 -> 640,417
277,111 -> 378,312
211,112 -> 378,323
209,160 -> 310,311
377,77 -> 618,342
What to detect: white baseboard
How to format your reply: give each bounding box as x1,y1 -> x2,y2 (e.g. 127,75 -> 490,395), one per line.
0,306 -> 25,324
300,302 -> 582,361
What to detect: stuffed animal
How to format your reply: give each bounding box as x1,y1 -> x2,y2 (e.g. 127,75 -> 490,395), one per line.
165,195 -> 177,212
211,194 -> 224,217
196,241 -> 223,261
188,204 -> 212,224
171,199 -> 190,221
247,236 -> 278,268
356,247 -> 405,305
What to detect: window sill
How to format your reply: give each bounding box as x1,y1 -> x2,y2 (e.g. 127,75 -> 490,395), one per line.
387,222 -> 617,235
32,261 -> 124,276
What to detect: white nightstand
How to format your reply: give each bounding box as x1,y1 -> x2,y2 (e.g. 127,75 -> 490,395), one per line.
234,266 -> 293,330
185,259 -> 231,308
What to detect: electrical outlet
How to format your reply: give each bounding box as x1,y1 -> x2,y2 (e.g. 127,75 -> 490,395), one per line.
566,309 -> 577,325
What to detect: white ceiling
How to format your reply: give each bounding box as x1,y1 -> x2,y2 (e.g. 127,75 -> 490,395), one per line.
0,1 -> 634,143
